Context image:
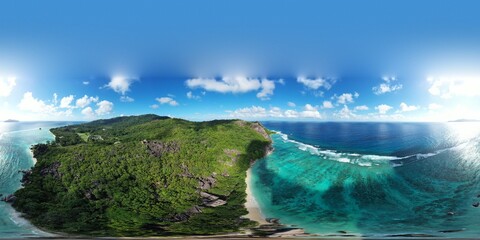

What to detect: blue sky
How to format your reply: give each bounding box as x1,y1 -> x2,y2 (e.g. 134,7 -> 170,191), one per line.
1,0 -> 480,121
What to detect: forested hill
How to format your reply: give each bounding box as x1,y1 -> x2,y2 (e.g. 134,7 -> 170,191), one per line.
13,114 -> 272,236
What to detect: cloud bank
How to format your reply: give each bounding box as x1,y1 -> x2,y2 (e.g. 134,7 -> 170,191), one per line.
186,76 -> 277,100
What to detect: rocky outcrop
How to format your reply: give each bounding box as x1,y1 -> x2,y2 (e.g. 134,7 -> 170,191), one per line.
270,228 -> 306,238
204,199 -> 227,207
160,190 -> 227,223
234,121 -> 271,141
142,140 -> 180,157
266,218 -> 280,224
250,122 -> 270,141
40,162 -> 61,179
200,191 -> 227,207
1,194 -> 17,203
19,169 -> 33,185
198,175 -> 217,190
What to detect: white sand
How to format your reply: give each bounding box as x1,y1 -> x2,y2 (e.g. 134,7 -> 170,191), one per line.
244,168 -> 268,225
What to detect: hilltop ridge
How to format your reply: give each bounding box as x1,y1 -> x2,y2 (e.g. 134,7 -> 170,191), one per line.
12,114 -> 272,236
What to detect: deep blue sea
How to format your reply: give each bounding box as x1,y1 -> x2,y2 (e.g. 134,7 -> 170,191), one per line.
251,122 -> 480,238
0,122 -> 77,238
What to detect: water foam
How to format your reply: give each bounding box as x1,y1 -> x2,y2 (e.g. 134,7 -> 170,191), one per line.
274,131 -> 452,168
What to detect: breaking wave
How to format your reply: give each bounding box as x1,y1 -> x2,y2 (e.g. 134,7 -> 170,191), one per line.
275,131 -> 463,168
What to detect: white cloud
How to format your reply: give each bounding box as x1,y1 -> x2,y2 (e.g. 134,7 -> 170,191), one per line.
76,95 -> 99,108
372,76 -> 402,95
335,93 -> 358,104
256,79 -> 275,100
269,107 -> 284,117
399,102 -> 419,112
81,107 -> 95,118
150,104 -> 159,109
354,105 -> 369,111
300,104 -> 322,118
17,91 -> 109,119
82,81 -> 90,85
297,77 -> 333,90
322,101 -> 334,109
427,76 -> 480,98
287,102 -> 296,107
0,76 -> 16,97
368,112 -> 405,121
95,100 -> 113,115
120,96 -> 134,102
156,97 -> 179,106
18,92 -> 57,113
375,104 -> 393,114
59,95 -> 75,108
278,79 -> 285,85
313,91 -> 324,98
106,75 -> 135,95
382,76 -> 396,83
335,105 -> 357,119
284,110 -> 299,118
229,106 -> 267,118
186,91 -> 201,100
428,103 -> 443,110
53,93 -> 58,105
186,76 -> 276,100
228,104 -> 321,119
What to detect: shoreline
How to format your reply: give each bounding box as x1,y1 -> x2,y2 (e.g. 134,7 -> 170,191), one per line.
244,167 -> 268,225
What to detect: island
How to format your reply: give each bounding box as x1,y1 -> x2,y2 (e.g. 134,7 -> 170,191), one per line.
12,114 -> 273,236
448,119 -> 480,122
3,119 -> 19,122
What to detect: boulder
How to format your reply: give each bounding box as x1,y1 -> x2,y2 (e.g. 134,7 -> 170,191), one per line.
2,194 -> 17,203
198,176 -> 216,190
142,140 -> 180,157
40,162 -> 61,179
266,218 -> 280,224
270,228 -> 305,238
200,191 -> 219,201
187,205 -> 203,214
204,199 -> 227,207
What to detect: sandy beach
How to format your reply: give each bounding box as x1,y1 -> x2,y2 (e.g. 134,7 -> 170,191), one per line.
244,168 -> 268,225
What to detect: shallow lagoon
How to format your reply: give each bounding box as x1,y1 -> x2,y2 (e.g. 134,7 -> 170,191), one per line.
251,122 -> 480,238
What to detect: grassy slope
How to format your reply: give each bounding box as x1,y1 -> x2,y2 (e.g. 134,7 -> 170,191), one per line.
13,115 -> 271,236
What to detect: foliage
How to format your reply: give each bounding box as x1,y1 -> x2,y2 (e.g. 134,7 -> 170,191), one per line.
13,115 -> 271,236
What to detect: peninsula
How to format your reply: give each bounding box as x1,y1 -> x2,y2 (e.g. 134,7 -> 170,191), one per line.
3,119 -> 19,122
12,114 -> 272,236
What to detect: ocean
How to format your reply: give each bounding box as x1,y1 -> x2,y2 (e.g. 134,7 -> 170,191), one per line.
2,121 -> 480,238
251,122 -> 480,238
0,121 -> 78,238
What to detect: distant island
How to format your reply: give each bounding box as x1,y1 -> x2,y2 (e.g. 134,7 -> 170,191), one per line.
3,119 -> 19,122
11,114 -> 272,236
448,119 -> 480,122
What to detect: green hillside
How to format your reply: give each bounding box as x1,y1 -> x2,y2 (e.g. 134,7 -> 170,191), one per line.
13,115 -> 272,236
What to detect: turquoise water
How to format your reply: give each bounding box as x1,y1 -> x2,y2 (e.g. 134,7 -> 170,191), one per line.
251,122 -> 480,238
0,122 -> 75,238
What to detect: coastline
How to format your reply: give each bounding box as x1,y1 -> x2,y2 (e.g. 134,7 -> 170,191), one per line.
0,127 -> 57,238
244,167 -> 268,225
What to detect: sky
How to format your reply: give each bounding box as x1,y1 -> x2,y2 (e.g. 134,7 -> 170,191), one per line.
1,0 -> 480,122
